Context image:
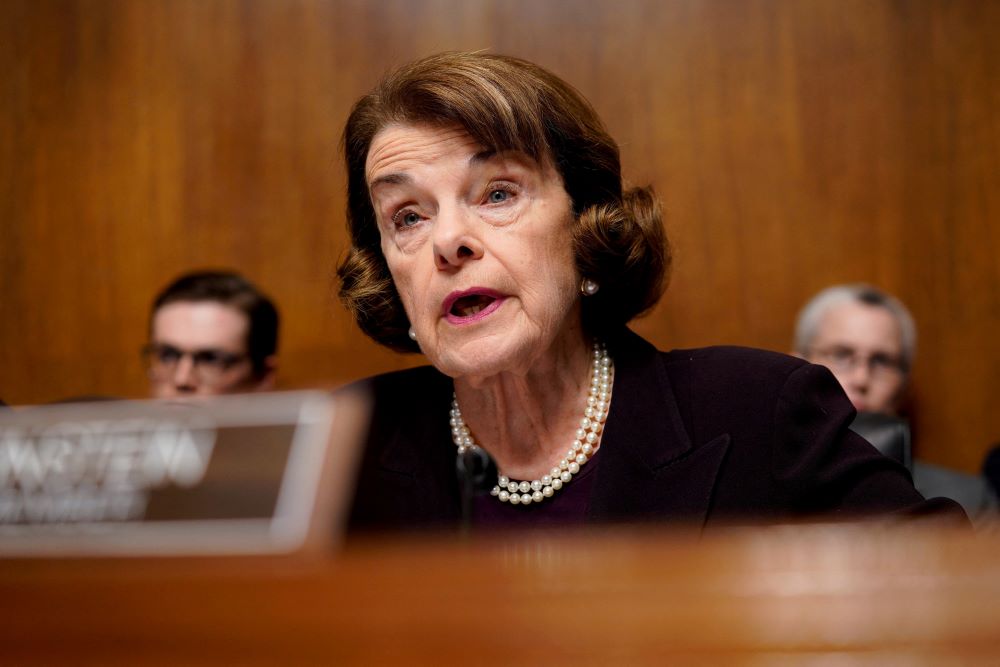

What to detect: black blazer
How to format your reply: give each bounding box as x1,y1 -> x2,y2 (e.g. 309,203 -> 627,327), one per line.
347,329 -> 962,533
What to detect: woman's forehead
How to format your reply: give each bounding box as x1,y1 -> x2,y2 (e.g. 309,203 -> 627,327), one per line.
365,122 -> 558,191
365,124 -> 483,184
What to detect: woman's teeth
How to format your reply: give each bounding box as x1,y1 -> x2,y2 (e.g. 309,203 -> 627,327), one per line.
451,295 -> 494,316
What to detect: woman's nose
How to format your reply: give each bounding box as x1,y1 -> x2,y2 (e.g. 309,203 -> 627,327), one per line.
432,207 -> 484,270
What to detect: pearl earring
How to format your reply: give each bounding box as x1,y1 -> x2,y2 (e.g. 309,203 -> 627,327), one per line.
408,326 -> 418,341
580,278 -> 600,296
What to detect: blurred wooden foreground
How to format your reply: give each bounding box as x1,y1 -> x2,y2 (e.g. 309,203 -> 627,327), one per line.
2,524 -> 999,665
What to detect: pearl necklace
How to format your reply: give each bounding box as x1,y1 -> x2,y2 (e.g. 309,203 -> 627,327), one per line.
449,342 -> 614,505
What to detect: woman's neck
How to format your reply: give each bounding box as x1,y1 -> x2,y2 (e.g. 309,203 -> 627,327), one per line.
452,333 -> 594,480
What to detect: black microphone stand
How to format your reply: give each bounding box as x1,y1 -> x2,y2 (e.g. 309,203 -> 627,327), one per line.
456,447 -> 496,534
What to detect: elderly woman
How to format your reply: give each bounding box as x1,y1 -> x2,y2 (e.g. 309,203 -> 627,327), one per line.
338,52 -> 959,531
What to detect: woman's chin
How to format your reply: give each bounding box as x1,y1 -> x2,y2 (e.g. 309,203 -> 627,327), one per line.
430,338 -> 529,381
435,352 -> 509,381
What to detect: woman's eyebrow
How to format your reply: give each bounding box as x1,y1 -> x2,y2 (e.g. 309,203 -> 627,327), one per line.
368,172 -> 411,194
471,149 -> 534,167
470,149 -> 497,165
472,149 -> 538,173
369,149 -> 524,194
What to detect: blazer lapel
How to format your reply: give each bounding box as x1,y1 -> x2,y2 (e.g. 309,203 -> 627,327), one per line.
371,370 -> 463,525
588,330 -> 731,527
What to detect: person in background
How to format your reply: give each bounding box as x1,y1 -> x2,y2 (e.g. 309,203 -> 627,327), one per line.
794,284 -> 997,523
144,270 -> 279,398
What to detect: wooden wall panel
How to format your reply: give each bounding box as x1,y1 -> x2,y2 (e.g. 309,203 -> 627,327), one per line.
1,0 -> 997,472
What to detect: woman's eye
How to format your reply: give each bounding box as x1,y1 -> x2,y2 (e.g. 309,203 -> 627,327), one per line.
485,183 -> 519,205
392,210 -> 422,228
487,189 -> 509,204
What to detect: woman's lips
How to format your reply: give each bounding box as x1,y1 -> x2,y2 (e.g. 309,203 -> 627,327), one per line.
442,288 -> 506,325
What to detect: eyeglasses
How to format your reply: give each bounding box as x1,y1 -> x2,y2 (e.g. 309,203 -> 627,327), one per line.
809,346 -> 907,379
142,343 -> 249,385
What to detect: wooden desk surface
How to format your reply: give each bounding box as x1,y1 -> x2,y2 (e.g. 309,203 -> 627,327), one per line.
2,524 -> 998,665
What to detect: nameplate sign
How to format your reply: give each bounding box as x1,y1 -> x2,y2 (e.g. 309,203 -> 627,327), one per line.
0,391 -> 358,557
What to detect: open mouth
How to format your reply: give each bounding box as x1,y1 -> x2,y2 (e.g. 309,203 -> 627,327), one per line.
450,294 -> 495,317
442,288 -> 505,323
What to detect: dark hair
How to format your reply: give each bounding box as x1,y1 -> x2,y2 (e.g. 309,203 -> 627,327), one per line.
151,270 -> 279,376
337,52 -> 670,352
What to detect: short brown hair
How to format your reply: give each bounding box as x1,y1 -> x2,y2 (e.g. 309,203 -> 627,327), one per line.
151,270 -> 279,377
338,52 -> 669,352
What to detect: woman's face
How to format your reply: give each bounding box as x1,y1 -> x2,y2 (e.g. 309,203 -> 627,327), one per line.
366,123 -> 582,379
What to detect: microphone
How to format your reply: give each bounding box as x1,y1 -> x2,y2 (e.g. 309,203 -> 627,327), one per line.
456,446 -> 497,529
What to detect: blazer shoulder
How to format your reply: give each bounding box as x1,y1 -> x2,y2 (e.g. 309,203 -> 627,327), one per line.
346,364 -> 448,394
661,345 -> 808,379
655,345 -> 834,425
343,365 -> 452,418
